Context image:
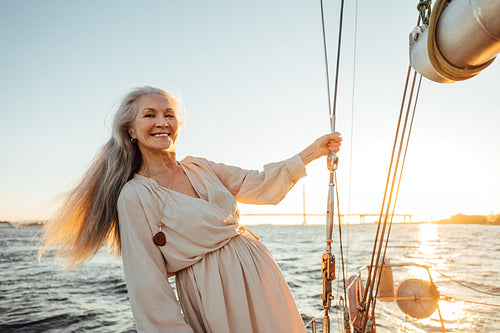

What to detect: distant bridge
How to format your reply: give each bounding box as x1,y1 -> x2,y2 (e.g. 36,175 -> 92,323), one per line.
240,213 -> 413,224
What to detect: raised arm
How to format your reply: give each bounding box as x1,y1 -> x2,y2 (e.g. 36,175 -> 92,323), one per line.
118,186 -> 193,333
205,132 -> 342,205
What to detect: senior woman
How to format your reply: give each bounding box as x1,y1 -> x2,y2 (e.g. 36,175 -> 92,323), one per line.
40,86 -> 342,333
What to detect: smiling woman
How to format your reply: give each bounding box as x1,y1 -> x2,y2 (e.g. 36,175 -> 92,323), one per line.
128,93 -> 202,201
38,85 -> 342,333
129,94 -> 181,153
38,87 -> 178,268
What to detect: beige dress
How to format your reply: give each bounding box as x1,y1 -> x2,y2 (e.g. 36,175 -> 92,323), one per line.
118,154 -> 307,333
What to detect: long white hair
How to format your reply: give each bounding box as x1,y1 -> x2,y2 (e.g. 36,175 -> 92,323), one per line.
39,86 -> 180,267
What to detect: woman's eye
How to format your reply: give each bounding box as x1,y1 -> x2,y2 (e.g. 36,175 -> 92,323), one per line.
144,114 -> 155,118
165,114 -> 175,118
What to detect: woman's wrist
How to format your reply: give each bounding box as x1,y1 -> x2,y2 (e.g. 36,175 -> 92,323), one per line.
299,144 -> 320,165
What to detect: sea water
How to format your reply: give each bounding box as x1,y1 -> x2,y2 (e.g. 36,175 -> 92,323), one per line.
1,222 -> 499,332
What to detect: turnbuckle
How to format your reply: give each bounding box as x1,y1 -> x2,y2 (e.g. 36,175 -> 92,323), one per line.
321,249 -> 336,333
321,250 -> 336,309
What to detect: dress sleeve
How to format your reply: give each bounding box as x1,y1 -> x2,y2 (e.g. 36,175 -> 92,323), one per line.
207,153 -> 306,205
118,186 -> 193,333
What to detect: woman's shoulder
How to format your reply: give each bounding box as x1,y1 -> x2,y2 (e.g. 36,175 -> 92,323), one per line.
181,155 -> 209,165
181,155 -> 218,171
118,175 -> 150,201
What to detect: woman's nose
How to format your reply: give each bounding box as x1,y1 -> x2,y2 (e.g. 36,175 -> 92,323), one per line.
155,117 -> 169,127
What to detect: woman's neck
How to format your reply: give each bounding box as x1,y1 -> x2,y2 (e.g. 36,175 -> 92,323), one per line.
138,149 -> 178,178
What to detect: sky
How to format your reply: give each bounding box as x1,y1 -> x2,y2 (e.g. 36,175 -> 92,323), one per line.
1,1 -> 499,223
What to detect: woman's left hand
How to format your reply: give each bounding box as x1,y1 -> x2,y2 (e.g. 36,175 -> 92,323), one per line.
299,132 -> 342,165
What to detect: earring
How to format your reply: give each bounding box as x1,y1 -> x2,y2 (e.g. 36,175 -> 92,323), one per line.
130,137 -> 137,143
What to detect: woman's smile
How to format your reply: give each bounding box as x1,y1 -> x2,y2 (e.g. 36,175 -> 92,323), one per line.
129,93 -> 180,153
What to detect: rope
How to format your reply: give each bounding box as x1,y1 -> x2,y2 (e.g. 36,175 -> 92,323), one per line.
346,0 -> 360,276
331,0 -> 345,131
353,5 -> 434,328
364,69 -> 421,329
433,269 -> 500,297
354,62 -> 425,332
442,296 -> 500,307
427,0 -> 496,81
319,0 -> 333,121
335,172 -> 349,314
372,72 -> 423,311
362,65 -> 412,293
304,309 -> 326,328
417,0 -> 432,25
353,67 -> 413,333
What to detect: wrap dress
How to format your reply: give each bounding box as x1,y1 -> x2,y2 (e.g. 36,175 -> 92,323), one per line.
117,154 -> 307,333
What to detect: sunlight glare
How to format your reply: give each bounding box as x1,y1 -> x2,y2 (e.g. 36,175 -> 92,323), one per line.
405,223 -> 441,281
418,223 -> 439,257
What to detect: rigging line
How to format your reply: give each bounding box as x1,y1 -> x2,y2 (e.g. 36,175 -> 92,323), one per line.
338,297 -> 347,333
346,0 -> 359,276
335,296 -> 343,333
374,71 -> 421,285
319,0 -> 345,243
331,0 -> 346,131
356,66 -> 416,332
376,69 -> 419,263
304,309 -> 326,328
433,270 -> 500,297
319,0 -> 333,119
370,68 -> 418,284
365,69 -> 420,323
318,3 -> 347,331
326,173 -> 335,245
359,66 -> 412,307
361,12 -> 426,330
334,172 -> 349,309
319,0 -> 334,245
372,72 -> 423,313
319,0 -> 346,129
356,13 -> 420,324
377,72 -> 422,276
442,297 -> 500,307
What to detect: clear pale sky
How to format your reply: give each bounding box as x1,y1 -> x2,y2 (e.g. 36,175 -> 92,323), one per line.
1,1 -> 499,223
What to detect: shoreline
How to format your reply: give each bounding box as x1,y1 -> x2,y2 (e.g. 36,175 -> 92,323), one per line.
2,215 -> 499,227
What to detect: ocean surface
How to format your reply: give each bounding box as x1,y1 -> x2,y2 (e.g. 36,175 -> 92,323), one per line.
1,222 -> 499,333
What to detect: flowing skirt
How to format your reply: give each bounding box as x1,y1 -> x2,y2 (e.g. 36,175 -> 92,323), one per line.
176,234 -> 306,333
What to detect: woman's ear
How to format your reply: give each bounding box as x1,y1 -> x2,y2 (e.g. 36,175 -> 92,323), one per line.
128,128 -> 136,139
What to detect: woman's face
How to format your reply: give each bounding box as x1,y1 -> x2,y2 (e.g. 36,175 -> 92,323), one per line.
129,93 -> 180,153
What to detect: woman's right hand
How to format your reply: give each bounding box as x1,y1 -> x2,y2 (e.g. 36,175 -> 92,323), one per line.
299,132 -> 342,165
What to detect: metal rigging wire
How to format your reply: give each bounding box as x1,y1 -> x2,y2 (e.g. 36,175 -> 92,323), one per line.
370,69 -> 420,301
318,1 -> 431,332
349,5 -> 432,329
372,73 -> 423,314
318,0 -> 346,332
351,69 -> 426,333
346,0 -> 360,284
353,66 -> 424,333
